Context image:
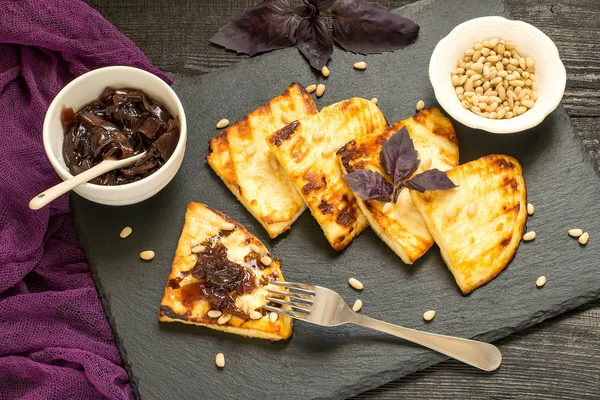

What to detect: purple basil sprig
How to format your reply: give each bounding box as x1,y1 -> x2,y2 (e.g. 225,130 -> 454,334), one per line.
210,0 -> 419,70
343,127 -> 457,203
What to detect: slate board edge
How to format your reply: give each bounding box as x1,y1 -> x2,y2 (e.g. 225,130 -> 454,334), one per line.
70,0 -> 600,398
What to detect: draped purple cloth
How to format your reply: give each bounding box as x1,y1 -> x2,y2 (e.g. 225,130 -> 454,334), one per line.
0,1 -> 171,398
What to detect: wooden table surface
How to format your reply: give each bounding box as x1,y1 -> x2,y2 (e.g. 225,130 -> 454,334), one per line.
86,0 -> 600,398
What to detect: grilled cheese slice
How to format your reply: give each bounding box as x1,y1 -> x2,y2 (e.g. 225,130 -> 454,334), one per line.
338,108 -> 459,264
411,155 -> 527,294
267,98 -> 387,250
207,83 -> 317,238
159,202 -> 293,341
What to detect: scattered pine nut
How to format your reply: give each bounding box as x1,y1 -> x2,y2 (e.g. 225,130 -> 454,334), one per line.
353,61 -> 367,70
120,226 -> 132,239
321,65 -> 330,77
207,310 -> 223,319
191,245 -> 205,254
423,310 -> 436,321
215,353 -> 225,368
445,207 -> 457,218
216,119 -> 229,129
306,84 -> 317,93
249,310 -> 262,320
281,113 -> 294,124
316,83 -> 326,97
523,231 -> 536,241
536,275 -> 546,288
321,145 -> 337,157
190,239 -> 199,247
245,144 -> 256,155
527,203 -> 534,215
416,100 -> 425,111
218,314 -> 232,325
381,202 -> 393,214
568,228 -> 583,238
140,250 -> 155,261
250,243 -> 262,253
269,312 -> 279,323
352,299 -> 363,312
579,232 -> 589,245
313,131 -> 325,140
269,157 -> 279,171
370,97 -> 378,105
467,201 -> 477,216
220,222 -> 235,231
260,256 -> 272,266
421,158 -> 432,170
349,277 -> 364,291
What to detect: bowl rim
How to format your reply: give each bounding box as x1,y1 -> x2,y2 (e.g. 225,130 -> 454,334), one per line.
429,16 -> 566,134
43,65 -> 187,191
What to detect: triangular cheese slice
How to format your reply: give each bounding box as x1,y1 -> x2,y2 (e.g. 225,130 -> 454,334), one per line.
159,202 -> 293,340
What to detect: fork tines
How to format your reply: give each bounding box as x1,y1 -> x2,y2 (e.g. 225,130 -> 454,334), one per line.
265,281 -> 316,319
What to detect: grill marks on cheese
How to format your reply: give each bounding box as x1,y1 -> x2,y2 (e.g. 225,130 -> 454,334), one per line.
158,202 -> 293,341
268,98 -> 388,250
338,108 -> 459,264
410,155 -> 527,294
206,83 -> 317,239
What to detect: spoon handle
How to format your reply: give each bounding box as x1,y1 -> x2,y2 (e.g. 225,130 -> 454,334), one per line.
29,154 -> 145,210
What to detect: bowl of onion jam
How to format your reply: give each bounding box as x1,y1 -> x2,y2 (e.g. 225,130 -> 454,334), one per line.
43,66 -> 187,206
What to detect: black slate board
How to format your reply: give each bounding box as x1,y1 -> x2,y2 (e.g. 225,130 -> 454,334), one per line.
71,0 -> 600,398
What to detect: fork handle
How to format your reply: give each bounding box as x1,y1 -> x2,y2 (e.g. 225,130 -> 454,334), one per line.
350,314 -> 501,371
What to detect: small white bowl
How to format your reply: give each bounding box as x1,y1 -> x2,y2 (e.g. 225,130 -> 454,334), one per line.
429,16 -> 566,134
43,66 -> 187,206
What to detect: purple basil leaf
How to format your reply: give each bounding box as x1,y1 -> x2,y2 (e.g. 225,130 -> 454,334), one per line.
330,0 -> 420,54
379,126 -> 419,185
295,14 -> 333,69
209,0 -> 304,56
309,0 -> 336,11
401,169 -> 457,193
343,169 -> 393,202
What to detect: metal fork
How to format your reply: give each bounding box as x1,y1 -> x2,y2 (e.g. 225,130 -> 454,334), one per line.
266,281 -> 502,371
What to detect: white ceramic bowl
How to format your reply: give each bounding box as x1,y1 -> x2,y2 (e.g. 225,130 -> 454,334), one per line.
43,66 -> 187,206
429,16 -> 566,134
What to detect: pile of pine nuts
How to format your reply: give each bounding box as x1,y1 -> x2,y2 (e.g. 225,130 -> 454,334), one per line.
452,38 -> 537,119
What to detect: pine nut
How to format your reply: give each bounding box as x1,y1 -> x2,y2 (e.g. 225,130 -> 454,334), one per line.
536,276 -> 546,288
191,245 -> 205,254
523,231 -> 536,241
352,299 -> 363,312
215,353 -> 225,368
579,232 -> 590,245
381,202 -> 393,214
269,157 -> 279,171
455,86 -> 464,95
370,97 -> 378,104
461,100 -> 470,109
522,99 -> 535,108
216,119 -> 230,129
120,226 -> 132,239
422,158 -> 432,170
250,243 -> 262,253
526,57 -> 534,68
306,84 -> 317,93
190,239 -> 199,247
467,201 -> 477,216
568,228 -> 583,237
313,131 -> 325,140
220,222 -> 235,231
207,310 -> 222,318
445,207 -> 457,218
349,277 -> 364,291
416,100 -> 425,111
527,203 -> 534,215
353,61 -> 367,70
505,41 -> 516,50
321,145 -> 337,157
260,256 -> 272,266
218,314 -> 232,325
321,65 -> 330,77
423,310 -> 436,321
316,83 -> 325,97
269,312 -> 279,323
516,106 -> 528,115
140,250 -> 155,261
249,310 -> 262,320
245,144 -> 256,155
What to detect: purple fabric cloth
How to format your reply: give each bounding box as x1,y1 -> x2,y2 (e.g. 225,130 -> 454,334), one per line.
0,1 -> 171,398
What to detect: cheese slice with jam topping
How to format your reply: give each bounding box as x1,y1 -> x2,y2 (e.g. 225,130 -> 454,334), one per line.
207,83 -> 317,239
159,202 -> 293,341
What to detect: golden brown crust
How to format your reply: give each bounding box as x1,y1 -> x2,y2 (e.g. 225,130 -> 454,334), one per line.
267,98 -> 388,250
206,83 -> 316,238
158,202 -> 293,340
410,154 -> 528,294
338,108 -> 459,264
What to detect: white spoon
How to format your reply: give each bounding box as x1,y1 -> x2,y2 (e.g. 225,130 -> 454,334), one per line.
29,152 -> 146,210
